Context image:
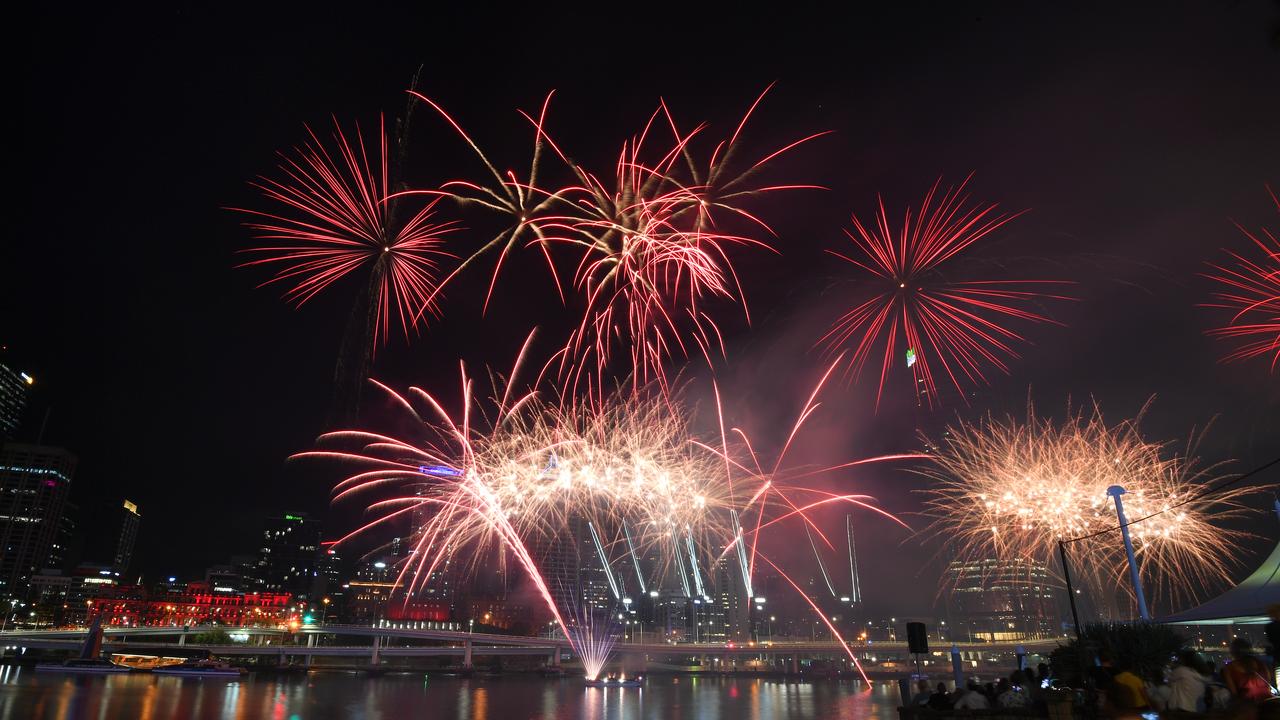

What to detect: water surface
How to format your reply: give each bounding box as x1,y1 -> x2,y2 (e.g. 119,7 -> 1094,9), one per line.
0,666 -> 903,719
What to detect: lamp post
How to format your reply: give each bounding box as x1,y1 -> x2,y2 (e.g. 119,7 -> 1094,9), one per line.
1106,485 -> 1151,621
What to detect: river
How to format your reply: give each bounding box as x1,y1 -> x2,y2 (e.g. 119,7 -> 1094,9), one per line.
0,665 -> 904,719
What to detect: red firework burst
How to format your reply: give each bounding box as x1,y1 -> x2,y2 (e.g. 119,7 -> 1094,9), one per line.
543,88 -> 826,400
1204,186 -> 1280,371
234,115 -> 458,348
817,175 -> 1072,409
400,87 -> 822,402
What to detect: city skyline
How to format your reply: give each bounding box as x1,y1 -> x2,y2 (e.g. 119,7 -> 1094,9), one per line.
6,4 -> 1279,625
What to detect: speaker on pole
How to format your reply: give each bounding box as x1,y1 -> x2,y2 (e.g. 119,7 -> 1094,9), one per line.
906,622 -> 929,655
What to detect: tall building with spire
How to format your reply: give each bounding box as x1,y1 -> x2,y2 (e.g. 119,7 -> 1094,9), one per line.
112,500 -> 141,574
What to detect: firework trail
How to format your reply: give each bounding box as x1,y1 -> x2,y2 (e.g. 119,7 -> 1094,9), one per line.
403,91 -> 571,312
1204,186 -> 1280,371
560,599 -> 620,682
817,175 -> 1073,409
295,338 -> 916,682
403,87 -> 823,403
918,398 -> 1264,616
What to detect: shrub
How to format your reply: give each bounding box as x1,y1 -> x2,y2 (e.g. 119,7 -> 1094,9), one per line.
1050,622 -> 1185,685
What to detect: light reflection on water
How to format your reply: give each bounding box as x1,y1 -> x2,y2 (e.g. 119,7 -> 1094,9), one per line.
0,665 -> 901,720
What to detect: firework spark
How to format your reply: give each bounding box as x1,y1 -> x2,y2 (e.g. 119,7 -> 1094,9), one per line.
818,175 -> 1073,409
1204,186 -> 1280,371
235,115 -> 458,348
296,340 -> 914,682
919,398 -> 1263,615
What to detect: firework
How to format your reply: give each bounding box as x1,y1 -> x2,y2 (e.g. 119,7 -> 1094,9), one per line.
818,175 -> 1072,409
296,342 -> 915,682
403,88 -> 823,401
234,115 -> 458,348
548,89 -> 826,400
404,91 -> 571,312
561,600 -> 619,682
1204,186 -> 1280,371
919,399 -> 1262,615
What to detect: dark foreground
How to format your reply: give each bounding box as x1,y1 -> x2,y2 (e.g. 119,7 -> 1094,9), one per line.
0,665 -> 902,719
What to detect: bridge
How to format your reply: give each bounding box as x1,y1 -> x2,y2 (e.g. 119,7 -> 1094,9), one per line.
0,624 -> 1064,673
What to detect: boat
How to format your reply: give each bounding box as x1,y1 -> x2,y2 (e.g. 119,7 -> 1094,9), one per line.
152,659 -> 247,678
585,674 -> 644,688
35,658 -> 132,674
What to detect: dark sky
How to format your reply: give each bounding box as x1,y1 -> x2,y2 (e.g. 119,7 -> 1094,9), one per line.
9,4 -> 1280,617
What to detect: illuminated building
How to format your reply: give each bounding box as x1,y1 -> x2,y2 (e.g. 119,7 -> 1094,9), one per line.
709,557 -> 749,642
256,512 -> 321,604
0,443 -> 75,602
945,557 -> 1060,641
0,353 -> 34,441
89,585 -> 295,627
316,547 -> 344,615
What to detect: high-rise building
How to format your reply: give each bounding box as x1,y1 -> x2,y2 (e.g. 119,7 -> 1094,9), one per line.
47,501 -> 78,572
347,556 -> 396,625
0,355 -> 34,441
0,443 -> 76,601
256,512 -> 321,604
710,557 -> 750,642
112,500 -> 141,574
944,557 -> 1060,641
203,553 -> 261,594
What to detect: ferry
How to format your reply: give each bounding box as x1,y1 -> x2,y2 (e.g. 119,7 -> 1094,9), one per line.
585,674 -> 644,688
35,658 -> 132,674
152,659 -> 247,678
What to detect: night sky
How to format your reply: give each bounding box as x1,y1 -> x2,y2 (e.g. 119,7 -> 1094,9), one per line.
9,4 -> 1280,617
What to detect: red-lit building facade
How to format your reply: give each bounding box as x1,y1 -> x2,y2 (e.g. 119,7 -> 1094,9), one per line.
90,585 -> 296,627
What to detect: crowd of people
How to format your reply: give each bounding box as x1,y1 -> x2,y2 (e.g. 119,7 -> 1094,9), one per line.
910,664 -> 1054,712
908,637 -> 1279,716
1093,638 -> 1276,716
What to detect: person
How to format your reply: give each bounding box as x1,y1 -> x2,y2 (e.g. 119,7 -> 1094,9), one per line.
1108,659 -> 1150,712
1036,662 -> 1051,687
928,682 -> 953,710
1268,604 -> 1280,664
911,678 -> 931,706
997,675 -> 1029,708
1224,637 -> 1274,702
954,681 -> 990,710
1168,650 -> 1209,713
1018,668 -> 1045,708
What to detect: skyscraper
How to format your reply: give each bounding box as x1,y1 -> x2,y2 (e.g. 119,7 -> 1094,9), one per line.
0,443 -> 76,601
0,355 -> 34,441
112,500 -> 141,574
256,512 -> 322,604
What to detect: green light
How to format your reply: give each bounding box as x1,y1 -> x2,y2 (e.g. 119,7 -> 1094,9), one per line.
905,348 -> 917,368
302,613 -> 315,624
284,514 -> 302,521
